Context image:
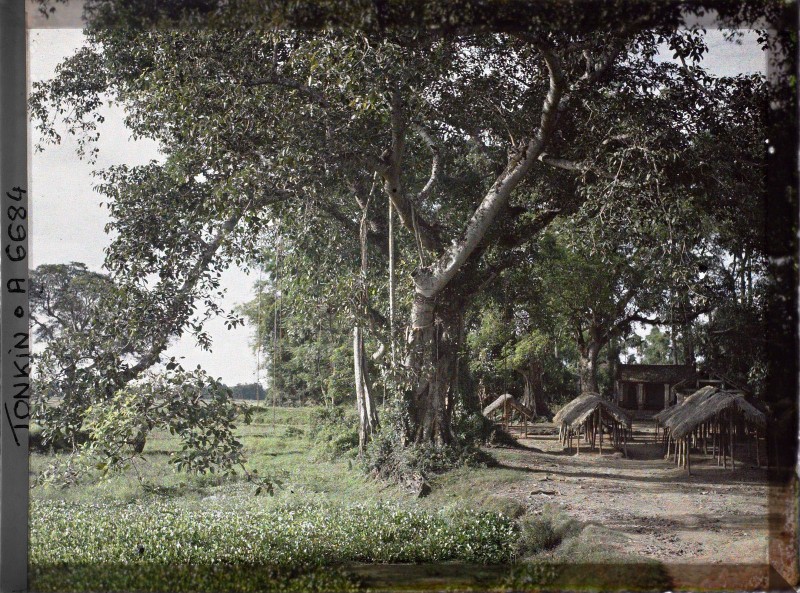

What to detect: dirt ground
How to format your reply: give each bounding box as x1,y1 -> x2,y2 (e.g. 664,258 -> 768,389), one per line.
495,421 -> 783,590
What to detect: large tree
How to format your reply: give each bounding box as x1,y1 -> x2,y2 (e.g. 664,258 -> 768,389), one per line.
31,0 -> 789,449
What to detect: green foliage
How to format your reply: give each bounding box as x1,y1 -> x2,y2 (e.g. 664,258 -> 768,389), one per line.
639,327 -> 673,364
283,425 -> 304,438
239,274 -> 357,407
30,262 -> 115,342
29,2 -> 781,451
228,382 -> 267,401
697,299 -> 768,395
82,366 -> 249,476
31,499 -> 517,591
309,406 -> 360,460
363,423 -> 494,486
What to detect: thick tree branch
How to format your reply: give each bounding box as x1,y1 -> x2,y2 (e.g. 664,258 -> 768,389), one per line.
415,45 -> 567,298
380,89 -> 444,253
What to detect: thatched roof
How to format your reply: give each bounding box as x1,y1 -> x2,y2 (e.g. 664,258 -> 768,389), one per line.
670,389 -> 767,440
653,385 -> 717,425
617,364 -> 696,384
482,393 -> 535,419
553,392 -> 632,430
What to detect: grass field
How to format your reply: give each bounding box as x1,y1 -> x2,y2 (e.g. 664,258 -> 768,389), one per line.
30,405 -> 668,592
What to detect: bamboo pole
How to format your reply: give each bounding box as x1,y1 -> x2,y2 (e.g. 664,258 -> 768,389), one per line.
722,418 -> 727,469
755,429 -> 760,467
599,417 -> 604,455
686,437 -> 691,475
729,411 -> 735,471
623,426 -> 628,457
703,423 -> 708,455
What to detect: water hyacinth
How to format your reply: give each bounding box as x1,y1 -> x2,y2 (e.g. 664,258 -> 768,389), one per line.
31,500 -> 517,577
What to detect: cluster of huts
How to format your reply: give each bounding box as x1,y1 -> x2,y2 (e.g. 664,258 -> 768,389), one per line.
484,365 -> 769,475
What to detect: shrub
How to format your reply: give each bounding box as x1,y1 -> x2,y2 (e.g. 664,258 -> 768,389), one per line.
515,516 -> 563,557
309,406 -> 359,460
362,399 -> 497,492
284,426 -> 304,437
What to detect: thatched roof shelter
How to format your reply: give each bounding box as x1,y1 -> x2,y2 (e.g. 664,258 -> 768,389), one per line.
554,393 -> 632,456
554,393 -> 631,430
482,393 -> 537,437
670,390 -> 766,440
653,385 -> 717,426
483,393 -> 535,419
656,386 -> 768,473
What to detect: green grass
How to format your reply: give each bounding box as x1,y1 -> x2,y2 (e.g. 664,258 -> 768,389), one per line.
30,404 -> 654,592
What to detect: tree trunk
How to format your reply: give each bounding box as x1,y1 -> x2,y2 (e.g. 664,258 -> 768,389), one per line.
578,341 -> 600,394
354,326 -> 379,453
520,361 -> 549,419
681,326 -> 695,366
384,52 -> 568,445
406,293 -> 462,445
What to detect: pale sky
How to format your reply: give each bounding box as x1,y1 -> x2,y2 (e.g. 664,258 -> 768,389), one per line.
29,29 -> 766,386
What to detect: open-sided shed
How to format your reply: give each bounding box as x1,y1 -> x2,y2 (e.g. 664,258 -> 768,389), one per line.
482,393 -> 536,436
554,393 -> 632,456
656,387 -> 767,473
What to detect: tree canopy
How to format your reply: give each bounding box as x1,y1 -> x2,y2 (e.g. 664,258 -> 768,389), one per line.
30,0 -> 794,464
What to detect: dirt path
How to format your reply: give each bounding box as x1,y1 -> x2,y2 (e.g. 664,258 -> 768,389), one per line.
494,421 -> 777,589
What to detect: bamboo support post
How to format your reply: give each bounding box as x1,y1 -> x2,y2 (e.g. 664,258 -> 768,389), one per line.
599,418 -> 604,455
722,419 -> 727,469
755,429 -> 760,467
686,437 -> 691,475
623,426 -> 628,457
729,412 -> 735,471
